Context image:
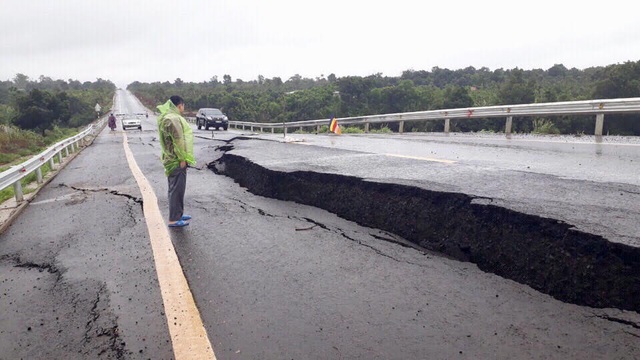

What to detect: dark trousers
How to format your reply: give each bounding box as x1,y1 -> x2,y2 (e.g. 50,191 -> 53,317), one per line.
168,167 -> 187,221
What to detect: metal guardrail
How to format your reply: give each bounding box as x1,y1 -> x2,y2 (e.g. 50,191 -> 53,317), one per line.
0,118 -> 107,203
228,97 -> 640,136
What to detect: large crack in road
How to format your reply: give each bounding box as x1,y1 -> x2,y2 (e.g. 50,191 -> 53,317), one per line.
0,255 -> 126,358
209,141 -> 640,313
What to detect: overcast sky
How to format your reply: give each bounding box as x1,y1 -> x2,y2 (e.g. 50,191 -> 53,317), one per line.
1,0 -> 639,88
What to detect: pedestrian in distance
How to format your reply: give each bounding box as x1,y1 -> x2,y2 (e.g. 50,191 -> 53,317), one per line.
157,95 -> 195,227
108,113 -> 116,131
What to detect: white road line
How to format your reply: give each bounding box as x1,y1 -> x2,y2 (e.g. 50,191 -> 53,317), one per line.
501,137 -> 640,146
384,153 -> 457,164
123,133 -> 216,360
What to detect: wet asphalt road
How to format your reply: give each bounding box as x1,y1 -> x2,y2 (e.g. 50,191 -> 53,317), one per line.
0,89 -> 639,359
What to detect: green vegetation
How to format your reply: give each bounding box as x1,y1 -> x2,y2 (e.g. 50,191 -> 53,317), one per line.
0,125 -> 44,164
532,119 -> 561,135
0,74 -> 115,166
370,126 -> 392,134
0,187 -> 14,204
0,160 -> 54,203
286,124 -> 390,135
130,61 -> 640,135
342,126 -> 365,134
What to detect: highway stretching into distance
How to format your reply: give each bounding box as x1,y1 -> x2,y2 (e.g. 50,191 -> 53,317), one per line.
0,89 -> 639,359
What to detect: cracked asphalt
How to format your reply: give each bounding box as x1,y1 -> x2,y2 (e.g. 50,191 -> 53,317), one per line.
0,116 -> 170,359
212,150 -> 640,311
1,90 -> 639,359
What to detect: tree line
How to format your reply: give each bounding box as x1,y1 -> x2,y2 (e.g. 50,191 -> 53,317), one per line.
0,74 -> 116,136
129,61 -> 640,135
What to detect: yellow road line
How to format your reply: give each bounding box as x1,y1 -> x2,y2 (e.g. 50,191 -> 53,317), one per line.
123,133 -> 216,360
384,153 -> 457,164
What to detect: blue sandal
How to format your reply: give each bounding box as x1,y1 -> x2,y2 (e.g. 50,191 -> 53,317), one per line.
181,215 -> 192,221
168,219 -> 189,227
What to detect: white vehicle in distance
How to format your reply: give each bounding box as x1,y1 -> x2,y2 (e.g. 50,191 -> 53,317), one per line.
121,114 -> 142,130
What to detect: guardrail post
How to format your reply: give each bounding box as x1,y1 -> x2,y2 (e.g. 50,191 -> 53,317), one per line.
260,127 -> 263,132
58,151 -> 63,164
365,123 -> 370,133
49,157 -> 55,170
595,114 -> 604,136
271,128 -> 275,134
13,181 -> 23,203
444,119 -> 450,133
64,146 -> 69,157
36,167 -> 43,184
299,126 -> 303,133
505,116 -> 513,135
399,121 -> 405,134
317,125 -> 321,133
251,125 -> 254,132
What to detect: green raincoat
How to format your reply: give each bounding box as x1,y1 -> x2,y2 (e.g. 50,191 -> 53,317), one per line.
157,100 -> 195,176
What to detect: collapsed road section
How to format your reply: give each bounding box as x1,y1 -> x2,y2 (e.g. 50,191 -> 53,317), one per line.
209,138 -> 640,313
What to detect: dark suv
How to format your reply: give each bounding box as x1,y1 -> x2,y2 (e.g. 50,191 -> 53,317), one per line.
196,108 -> 228,130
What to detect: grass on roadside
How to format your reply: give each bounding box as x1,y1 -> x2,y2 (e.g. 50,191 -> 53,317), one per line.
289,124 -> 392,134
342,126 -> 365,134
0,153 -> 60,203
0,126 -> 45,165
0,125 -> 79,168
370,126 -> 392,134
532,119 -> 561,135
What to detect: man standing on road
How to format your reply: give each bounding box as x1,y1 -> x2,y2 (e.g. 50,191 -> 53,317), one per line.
157,95 -> 195,227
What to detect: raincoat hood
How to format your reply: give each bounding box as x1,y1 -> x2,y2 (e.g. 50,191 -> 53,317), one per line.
157,100 -> 195,176
157,99 -> 178,117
